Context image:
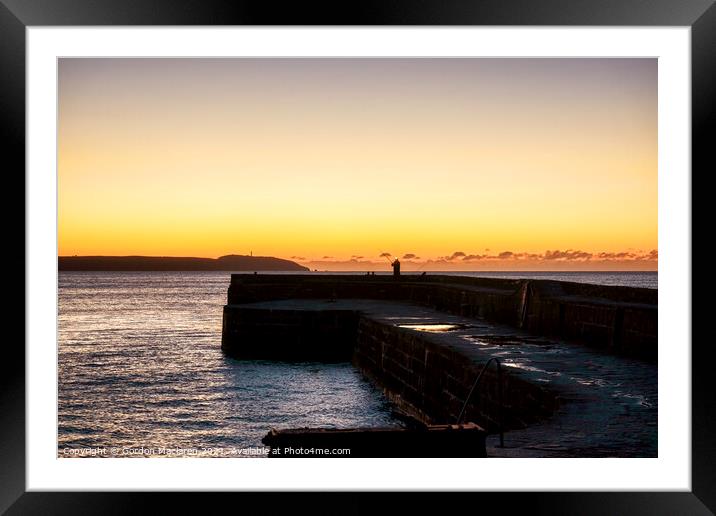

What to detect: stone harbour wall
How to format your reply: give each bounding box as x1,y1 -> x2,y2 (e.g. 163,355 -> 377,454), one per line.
221,275 -> 658,454
227,275 -> 657,360
221,306 -> 358,362
352,317 -> 557,432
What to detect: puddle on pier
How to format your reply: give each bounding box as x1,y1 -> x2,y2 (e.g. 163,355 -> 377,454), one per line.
397,323 -> 471,332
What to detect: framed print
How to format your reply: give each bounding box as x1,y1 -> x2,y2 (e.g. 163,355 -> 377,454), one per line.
3,0 -> 713,513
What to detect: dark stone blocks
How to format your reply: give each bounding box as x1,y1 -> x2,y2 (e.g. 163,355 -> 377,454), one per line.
227,274 -> 656,360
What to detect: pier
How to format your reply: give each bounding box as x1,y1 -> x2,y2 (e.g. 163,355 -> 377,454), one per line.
221,274 -> 657,457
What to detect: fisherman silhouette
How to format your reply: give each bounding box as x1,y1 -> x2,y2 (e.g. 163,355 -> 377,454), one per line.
392,258 -> 401,277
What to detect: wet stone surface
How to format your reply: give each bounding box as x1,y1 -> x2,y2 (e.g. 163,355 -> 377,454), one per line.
396,323 -> 472,332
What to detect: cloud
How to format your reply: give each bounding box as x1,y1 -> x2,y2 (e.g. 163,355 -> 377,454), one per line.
290,256 -> 306,261
544,249 -> 592,261
301,258 -> 393,271
462,254 -> 485,261
379,252 -> 392,258
601,249 -> 658,261
351,255 -> 364,260
498,251 -> 514,259
513,252 -> 541,260
597,251 -> 635,260
402,253 -> 419,260
434,251 -> 467,261
322,256 -> 333,259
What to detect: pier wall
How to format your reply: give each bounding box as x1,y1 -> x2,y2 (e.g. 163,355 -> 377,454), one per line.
227,275 -> 657,360
221,306 -> 357,361
222,275 -> 657,449
352,317 -> 557,431
221,302 -> 557,432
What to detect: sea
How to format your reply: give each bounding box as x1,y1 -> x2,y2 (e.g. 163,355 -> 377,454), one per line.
58,270 -> 656,457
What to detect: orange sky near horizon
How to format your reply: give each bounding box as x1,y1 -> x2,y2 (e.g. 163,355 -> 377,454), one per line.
58,58 -> 657,271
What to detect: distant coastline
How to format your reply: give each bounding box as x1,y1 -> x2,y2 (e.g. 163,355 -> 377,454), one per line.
58,255 -> 309,272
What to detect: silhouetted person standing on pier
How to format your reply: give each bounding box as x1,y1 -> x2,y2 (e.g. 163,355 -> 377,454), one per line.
392,258 -> 401,277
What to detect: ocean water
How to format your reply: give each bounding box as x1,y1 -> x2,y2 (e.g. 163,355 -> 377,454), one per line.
430,271 -> 657,289
58,272 -> 400,458
58,270 -> 655,458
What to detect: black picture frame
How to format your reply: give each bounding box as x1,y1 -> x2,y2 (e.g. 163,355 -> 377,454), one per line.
2,0 -> 711,513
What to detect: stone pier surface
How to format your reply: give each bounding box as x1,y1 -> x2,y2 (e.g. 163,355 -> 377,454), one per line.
222,275 -> 657,457
225,274 -> 657,360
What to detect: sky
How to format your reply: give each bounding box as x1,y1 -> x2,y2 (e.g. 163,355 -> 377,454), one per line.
58,58 -> 657,271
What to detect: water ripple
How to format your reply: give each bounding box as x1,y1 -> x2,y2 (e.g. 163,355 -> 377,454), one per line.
59,271 -> 401,457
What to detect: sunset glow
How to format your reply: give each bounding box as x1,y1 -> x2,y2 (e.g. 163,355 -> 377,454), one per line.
58,58 -> 657,270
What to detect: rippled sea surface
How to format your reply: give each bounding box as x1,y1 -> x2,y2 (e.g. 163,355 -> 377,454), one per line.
307,271 -> 657,289
58,272 -> 400,458
442,271 -> 657,289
